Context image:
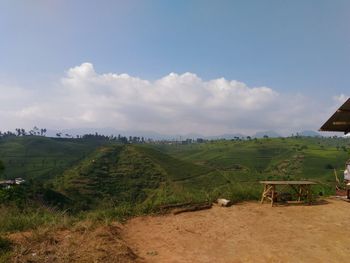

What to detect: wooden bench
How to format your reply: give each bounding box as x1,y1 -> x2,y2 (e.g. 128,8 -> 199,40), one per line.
260,181 -> 317,206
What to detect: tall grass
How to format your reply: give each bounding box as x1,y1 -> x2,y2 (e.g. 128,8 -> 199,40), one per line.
0,206 -> 70,233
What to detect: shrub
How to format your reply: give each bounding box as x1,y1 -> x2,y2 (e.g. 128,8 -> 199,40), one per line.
325,164 -> 334,170
0,236 -> 12,253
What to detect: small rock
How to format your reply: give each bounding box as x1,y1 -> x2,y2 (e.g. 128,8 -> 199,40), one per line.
217,198 -> 231,207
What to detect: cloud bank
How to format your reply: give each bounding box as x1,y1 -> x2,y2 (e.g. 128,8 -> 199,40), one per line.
0,63 -> 344,136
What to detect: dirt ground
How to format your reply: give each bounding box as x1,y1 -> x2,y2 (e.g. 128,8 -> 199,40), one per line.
122,198 -> 350,263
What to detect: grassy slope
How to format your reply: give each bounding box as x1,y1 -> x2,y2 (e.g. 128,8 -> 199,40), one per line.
1,136 -> 350,242
55,145 -> 166,210
55,144 -> 228,210
0,136 -> 106,181
152,137 -> 350,196
2,136 -> 350,211
134,146 -> 228,203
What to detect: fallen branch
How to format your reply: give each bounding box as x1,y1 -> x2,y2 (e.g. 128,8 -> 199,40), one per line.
158,202 -> 193,210
172,203 -> 212,215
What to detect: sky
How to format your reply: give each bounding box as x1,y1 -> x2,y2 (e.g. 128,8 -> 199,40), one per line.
0,0 -> 349,136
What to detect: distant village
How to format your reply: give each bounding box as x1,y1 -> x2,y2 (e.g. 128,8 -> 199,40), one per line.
0,178 -> 25,189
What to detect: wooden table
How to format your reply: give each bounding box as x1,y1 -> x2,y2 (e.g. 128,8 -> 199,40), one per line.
260,181 -> 317,206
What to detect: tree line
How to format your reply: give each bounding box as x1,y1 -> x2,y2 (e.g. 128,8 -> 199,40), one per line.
0,127 -> 149,144
0,126 -> 47,137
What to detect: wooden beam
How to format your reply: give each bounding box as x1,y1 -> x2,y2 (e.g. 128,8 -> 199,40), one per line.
337,109 -> 350,113
332,121 -> 350,125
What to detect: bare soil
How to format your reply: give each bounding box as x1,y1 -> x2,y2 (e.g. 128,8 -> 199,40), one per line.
122,198 -> 350,263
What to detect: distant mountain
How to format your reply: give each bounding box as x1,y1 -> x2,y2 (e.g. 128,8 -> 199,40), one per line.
298,130 -> 321,137
205,133 -> 245,140
46,128 -> 179,140
46,127 -> 298,140
253,131 -> 281,138
46,128 -> 247,141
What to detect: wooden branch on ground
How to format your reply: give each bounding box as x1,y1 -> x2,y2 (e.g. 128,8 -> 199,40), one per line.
158,202 -> 193,210
172,203 -> 212,215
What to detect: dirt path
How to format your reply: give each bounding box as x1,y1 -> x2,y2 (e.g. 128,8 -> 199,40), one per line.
122,198 -> 350,263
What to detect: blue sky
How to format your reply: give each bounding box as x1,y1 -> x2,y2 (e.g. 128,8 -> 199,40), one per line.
0,1 -> 349,135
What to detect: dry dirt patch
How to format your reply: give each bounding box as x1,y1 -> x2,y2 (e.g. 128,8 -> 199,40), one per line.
122,198 -> 350,263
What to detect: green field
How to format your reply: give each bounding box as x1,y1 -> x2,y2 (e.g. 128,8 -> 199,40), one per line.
0,136 -> 108,181
0,135 -> 349,231
149,137 -> 350,200
1,136 -> 349,207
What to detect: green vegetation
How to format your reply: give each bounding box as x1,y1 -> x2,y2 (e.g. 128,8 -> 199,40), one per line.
1,136 -> 349,235
55,145 -> 165,211
0,136 -> 107,181
0,236 -> 12,263
0,206 -> 67,233
0,161 -> 4,173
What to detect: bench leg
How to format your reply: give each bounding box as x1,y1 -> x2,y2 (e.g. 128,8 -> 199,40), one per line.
261,185 -> 267,204
271,186 -> 275,207
298,186 -> 302,202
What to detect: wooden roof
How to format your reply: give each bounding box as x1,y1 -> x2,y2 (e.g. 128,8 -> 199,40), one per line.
320,98 -> 350,134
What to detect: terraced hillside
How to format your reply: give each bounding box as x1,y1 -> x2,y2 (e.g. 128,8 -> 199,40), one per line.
54,145 -> 227,210
1,136 -> 349,212
0,136 -> 107,181
152,137 -> 350,196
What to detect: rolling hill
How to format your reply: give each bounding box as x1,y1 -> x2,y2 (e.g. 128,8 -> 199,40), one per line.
53,144 -> 228,210
0,136 -> 108,181
1,136 -> 350,212
152,136 -> 350,195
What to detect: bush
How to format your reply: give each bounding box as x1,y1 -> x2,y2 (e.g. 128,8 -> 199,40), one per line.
325,164 -> 334,170
0,236 -> 12,253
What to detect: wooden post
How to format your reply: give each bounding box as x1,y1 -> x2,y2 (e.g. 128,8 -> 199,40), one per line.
271,185 -> 275,207
298,186 -> 302,202
261,184 -> 267,204
307,185 -> 312,204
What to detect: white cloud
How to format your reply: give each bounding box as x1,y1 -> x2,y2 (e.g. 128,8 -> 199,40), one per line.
0,62 -> 346,136
333,94 -> 348,104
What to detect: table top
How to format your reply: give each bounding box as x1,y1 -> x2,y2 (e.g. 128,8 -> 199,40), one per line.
259,180 -> 317,185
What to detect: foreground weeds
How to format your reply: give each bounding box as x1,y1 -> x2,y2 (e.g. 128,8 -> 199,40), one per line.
7,221 -> 139,263
0,206 -> 71,234
0,236 -> 12,263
